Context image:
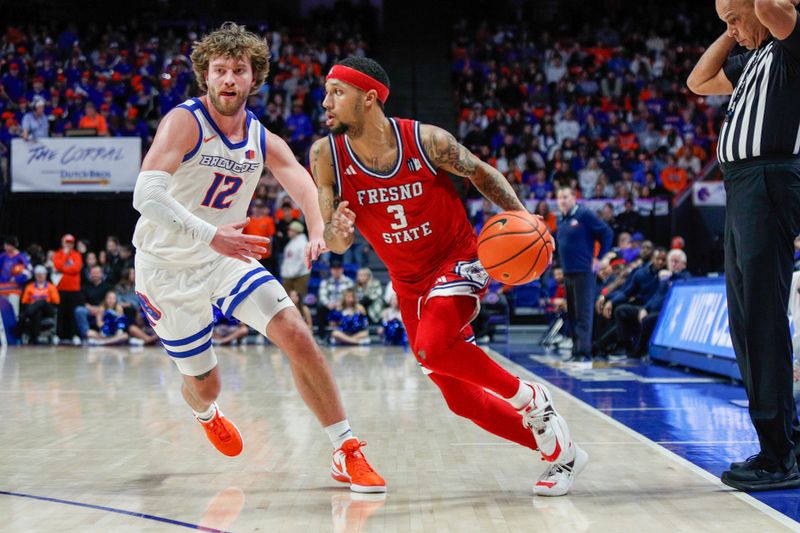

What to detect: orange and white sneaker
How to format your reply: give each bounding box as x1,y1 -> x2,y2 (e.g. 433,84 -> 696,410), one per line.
197,404 -> 243,457
331,439 -> 386,493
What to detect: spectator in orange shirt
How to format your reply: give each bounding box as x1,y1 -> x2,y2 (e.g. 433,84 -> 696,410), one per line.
534,200 -> 558,234
16,265 -> 60,344
52,234 -> 83,341
78,101 -> 109,136
244,199 -> 277,272
660,155 -> 689,195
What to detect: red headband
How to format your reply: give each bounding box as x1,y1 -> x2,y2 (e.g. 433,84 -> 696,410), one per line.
326,65 -> 390,104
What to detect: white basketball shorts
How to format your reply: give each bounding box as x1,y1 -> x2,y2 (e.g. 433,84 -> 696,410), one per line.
135,255 -> 294,376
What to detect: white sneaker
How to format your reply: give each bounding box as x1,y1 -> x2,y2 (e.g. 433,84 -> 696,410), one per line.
518,383 -> 574,463
533,444 -> 588,497
129,337 -> 145,346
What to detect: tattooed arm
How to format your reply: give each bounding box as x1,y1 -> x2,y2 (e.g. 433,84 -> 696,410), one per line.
419,124 -> 526,212
309,138 -> 355,254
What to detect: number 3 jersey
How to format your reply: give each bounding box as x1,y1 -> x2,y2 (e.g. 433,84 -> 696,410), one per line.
329,118 -> 477,298
133,98 -> 266,266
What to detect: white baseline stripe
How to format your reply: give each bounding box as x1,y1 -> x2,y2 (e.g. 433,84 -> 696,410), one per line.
488,348 -> 800,532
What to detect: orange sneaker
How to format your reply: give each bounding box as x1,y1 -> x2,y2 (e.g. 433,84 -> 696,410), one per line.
331,439 -> 386,493
197,405 -> 243,457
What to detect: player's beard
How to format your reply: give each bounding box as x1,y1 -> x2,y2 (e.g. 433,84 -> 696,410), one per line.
331,121 -> 349,135
333,101 -> 364,139
208,86 -> 248,116
332,100 -> 365,137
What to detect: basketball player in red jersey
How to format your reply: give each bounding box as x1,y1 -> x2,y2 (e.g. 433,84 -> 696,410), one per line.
311,57 -> 587,496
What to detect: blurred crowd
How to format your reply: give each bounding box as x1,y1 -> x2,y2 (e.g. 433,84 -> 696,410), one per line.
450,3 -> 725,203
0,1 -> 376,191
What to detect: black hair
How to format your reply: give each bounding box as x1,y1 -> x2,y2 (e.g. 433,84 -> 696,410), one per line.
337,56 -> 390,109
337,56 -> 391,90
2,235 -> 18,248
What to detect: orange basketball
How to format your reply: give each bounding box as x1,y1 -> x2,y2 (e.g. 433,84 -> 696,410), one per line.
477,211 -> 555,285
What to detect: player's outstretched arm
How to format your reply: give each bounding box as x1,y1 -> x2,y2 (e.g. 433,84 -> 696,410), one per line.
309,138 -> 355,254
419,124 -> 526,212
265,129 -> 327,264
133,109 -> 267,262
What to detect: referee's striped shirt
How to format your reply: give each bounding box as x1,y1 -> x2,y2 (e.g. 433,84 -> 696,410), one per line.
717,17 -> 800,164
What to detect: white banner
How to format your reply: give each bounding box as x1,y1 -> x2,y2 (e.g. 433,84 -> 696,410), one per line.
11,137 -> 142,192
692,181 -> 726,206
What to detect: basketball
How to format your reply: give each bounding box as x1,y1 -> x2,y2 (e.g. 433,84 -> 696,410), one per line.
477,211 -> 554,285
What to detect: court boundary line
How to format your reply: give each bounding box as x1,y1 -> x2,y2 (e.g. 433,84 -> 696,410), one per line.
489,349 -> 800,532
0,490 -> 230,532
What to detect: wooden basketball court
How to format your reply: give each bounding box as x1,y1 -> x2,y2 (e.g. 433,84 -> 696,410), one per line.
0,344 -> 796,532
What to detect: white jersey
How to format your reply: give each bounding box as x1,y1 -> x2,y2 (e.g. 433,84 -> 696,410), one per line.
133,97 -> 267,266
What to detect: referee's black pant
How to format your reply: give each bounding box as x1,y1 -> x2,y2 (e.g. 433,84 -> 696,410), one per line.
723,157 -> 800,466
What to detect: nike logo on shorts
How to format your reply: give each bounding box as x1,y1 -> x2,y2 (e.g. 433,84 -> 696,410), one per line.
277,296 -> 288,302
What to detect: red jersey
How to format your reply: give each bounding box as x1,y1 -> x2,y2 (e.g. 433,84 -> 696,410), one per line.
330,118 -> 477,298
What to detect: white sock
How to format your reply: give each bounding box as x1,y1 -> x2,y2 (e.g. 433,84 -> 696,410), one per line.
507,380 -> 534,410
325,419 -> 355,449
193,402 -> 217,423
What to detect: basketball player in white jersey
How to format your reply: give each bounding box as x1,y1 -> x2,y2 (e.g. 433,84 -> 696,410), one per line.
131,22 -> 384,493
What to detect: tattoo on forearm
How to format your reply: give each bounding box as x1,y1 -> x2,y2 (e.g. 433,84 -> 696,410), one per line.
423,129 -> 478,176
194,370 -> 212,381
422,128 -> 523,211
472,165 -> 525,211
318,189 -> 335,215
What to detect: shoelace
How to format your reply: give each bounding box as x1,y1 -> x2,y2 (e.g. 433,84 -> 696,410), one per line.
206,417 -> 232,442
545,459 -> 575,478
345,441 -> 376,476
524,406 -> 553,434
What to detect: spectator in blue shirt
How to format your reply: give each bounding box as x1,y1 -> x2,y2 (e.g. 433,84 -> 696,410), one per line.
602,247 -> 667,356
285,102 -> 312,154
21,98 -> 50,141
2,63 -> 25,102
624,249 -> 689,358
556,185 -> 614,361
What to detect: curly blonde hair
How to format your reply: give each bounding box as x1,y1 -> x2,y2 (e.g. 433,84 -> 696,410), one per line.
190,22 -> 270,95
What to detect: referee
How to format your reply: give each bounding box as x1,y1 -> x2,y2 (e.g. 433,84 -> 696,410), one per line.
688,0 -> 800,491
